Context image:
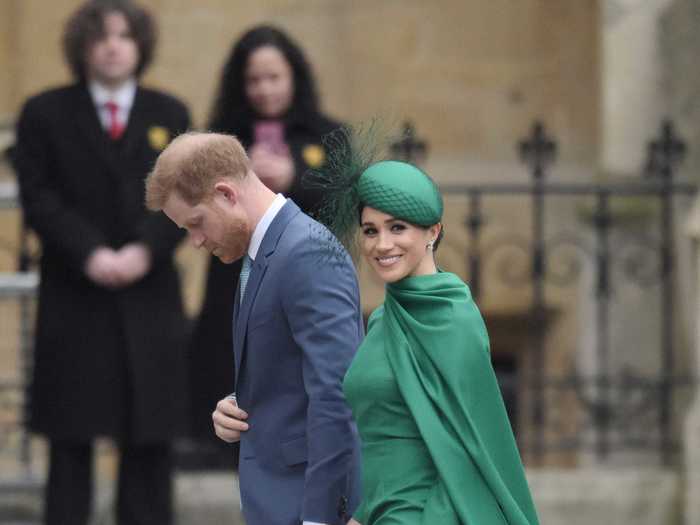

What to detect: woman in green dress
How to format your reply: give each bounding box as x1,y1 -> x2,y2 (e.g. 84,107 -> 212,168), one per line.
317,158 -> 540,524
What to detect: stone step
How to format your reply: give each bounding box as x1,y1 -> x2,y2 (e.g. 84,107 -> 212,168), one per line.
0,472 -> 244,525
93,472 -> 244,525
0,475 -> 43,523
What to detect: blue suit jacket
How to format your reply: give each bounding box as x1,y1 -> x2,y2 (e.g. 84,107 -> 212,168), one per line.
233,200 -> 363,525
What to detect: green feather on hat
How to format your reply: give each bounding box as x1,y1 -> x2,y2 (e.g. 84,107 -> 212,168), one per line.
305,123 -> 443,256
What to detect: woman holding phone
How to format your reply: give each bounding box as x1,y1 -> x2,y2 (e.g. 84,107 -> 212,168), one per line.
209,24 -> 341,210
186,25 -> 343,459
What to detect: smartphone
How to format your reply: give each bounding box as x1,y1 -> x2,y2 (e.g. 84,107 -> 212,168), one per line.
253,121 -> 286,155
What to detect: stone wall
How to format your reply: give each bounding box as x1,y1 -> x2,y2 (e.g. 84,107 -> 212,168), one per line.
0,0 -> 599,163
0,0 -> 602,314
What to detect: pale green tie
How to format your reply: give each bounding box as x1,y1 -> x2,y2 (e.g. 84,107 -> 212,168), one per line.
239,254 -> 252,305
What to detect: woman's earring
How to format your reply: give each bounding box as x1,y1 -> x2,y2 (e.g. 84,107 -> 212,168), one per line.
427,240 -> 435,251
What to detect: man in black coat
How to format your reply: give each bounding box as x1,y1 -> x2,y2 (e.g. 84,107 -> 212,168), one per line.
13,2 -> 190,524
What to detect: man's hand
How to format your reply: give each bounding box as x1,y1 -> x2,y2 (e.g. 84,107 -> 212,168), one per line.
249,144 -> 295,193
212,396 -> 249,443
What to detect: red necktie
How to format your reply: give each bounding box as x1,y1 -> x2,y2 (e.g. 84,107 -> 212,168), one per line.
105,101 -> 125,140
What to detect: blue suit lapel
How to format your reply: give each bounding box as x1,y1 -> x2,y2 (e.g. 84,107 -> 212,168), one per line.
233,256 -> 268,382
233,200 -> 301,388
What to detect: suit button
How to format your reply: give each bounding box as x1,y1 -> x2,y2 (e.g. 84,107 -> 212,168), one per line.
337,495 -> 348,518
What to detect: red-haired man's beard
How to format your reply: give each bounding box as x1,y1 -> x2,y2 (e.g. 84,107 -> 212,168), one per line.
211,214 -> 252,264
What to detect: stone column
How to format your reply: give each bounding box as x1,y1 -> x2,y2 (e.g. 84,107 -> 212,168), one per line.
592,1 -> 670,468
663,13 -> 700,523
595,0 -> 695,471
601,0 -> 674,175
684,198 -> 700,525
660,0 -> 700,178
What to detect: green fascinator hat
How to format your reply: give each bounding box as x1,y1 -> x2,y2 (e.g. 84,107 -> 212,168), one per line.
305,123 -> 443,255
358,160 -> 443,226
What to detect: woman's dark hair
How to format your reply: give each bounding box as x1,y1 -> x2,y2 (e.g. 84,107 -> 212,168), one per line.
208,25 -> 321,132
63,0 -> 156,81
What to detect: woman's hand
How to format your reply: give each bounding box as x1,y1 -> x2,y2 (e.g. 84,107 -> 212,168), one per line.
250,144 -> 294,193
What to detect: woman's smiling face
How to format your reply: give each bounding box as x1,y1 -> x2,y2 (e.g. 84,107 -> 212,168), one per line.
360,206 -> 440,283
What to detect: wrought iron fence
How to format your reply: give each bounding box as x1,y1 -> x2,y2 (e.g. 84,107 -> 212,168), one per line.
0,273 -> 38,482
0,138 -> 41,499
0,119 -> 697,475
395,120 -> 697,465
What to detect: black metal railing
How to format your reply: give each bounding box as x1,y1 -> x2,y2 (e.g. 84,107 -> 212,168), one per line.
0,140 -> 40,496
394,120 -> 698,465
0,273 -> 38,475
0,119 -> 697,472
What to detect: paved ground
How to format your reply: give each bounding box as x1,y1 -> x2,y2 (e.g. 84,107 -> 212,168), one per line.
1,439 -> 245,525
94,471 -> 245,525
1,471 -> 245,525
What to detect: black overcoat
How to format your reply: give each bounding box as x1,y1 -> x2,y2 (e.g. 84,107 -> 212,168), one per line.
14,83 -> 190,443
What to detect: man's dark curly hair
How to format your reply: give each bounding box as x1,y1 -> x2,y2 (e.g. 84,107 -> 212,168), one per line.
62,0 -> 156,81
208,25 -> 321,132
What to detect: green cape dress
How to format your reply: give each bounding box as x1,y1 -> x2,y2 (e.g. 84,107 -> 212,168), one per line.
343,271 -> 539,524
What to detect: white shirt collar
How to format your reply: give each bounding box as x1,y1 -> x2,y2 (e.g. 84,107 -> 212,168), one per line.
89,78 -> 137,110
248,194 -> 287,260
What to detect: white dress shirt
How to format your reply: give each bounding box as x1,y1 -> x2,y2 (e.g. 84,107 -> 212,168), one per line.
89,79 -> 137,132
247,193 -> 287,261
